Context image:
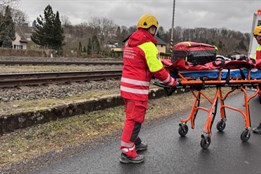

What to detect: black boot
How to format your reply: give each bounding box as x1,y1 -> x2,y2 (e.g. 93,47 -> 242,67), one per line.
136,142 -> 148,151
253,124 -> 261,134
119,153 -> 144,164
135,137 -> 148,151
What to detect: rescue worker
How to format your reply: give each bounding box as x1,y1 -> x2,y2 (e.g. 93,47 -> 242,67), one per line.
252,25 -> 261,134
253,25 -> 261,60
119,14 -> 178,164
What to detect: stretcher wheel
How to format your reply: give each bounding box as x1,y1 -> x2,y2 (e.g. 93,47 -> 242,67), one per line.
240,129 -> 251,142
200,135 -> 211,150
216,120 -> 226,132
178,123 -> 188,137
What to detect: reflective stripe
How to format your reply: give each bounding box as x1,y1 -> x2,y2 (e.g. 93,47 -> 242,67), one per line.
120,86 -> 149,94
162,74 -> 171,83
167,77 -> 175,86
162,75 -> 175,86
121,77 -> 150,86
121,146 -> 135,153
180,41 -> 191,46
186,42 -> 192,46
121,148 -> 129,153
121,141 -> 134,148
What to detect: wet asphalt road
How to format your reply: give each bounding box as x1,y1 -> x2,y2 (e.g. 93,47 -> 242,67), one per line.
31,91 -> 261,174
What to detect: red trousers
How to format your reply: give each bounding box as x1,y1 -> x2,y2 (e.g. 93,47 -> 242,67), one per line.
120,99 -> 148,157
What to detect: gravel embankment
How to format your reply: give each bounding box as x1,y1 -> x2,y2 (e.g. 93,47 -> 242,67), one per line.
0,80 -> 120,103
0,56 -> 122,103
0,56 -> 121,62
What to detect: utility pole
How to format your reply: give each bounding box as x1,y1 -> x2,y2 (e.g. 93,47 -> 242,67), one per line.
170,0 -> 176,53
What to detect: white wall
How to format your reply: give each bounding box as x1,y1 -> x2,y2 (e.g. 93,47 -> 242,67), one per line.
12,33 -> 27,49
157,45 -> 166,53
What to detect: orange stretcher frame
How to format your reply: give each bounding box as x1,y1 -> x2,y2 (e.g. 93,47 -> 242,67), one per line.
173,69 -> 261,149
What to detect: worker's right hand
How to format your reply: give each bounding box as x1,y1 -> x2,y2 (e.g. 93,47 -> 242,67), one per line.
164,87 -> 175,96
164,84 -> 178,96
165,79 -> 181,96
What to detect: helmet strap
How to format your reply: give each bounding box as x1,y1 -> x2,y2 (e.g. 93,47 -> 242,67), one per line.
256,36 -> 261,45
147,26 -> 157,37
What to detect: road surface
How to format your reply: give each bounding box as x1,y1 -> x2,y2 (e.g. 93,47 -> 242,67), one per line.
31,91 -> 261,174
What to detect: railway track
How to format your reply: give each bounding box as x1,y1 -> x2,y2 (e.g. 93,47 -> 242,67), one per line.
0,60 -> 123,66
0,70 -> 122,88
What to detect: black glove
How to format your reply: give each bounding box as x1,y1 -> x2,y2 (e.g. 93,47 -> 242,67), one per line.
164,86 -> 176,96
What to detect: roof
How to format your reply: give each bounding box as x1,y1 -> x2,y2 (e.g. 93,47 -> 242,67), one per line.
122,34 -> 167,46
15,25 -> 28,43
15,24 -> 34,43
155,36 -> 167,45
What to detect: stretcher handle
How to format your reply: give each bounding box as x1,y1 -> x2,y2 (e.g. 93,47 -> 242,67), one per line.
153,80 -> 177,96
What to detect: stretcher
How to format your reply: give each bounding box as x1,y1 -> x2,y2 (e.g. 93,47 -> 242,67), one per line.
155,62 -> 261,149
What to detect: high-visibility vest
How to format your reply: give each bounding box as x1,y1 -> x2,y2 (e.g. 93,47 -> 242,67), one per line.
254,45 -> 261,60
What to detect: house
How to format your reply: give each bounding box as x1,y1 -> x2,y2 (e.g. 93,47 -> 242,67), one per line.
12,24 -> 33,49
155,36 -> 167,53
105,41 -> 118,48
122,35 -> 167,53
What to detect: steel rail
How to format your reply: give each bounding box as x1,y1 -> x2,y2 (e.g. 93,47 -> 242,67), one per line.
0,70 -> 122,88
0,60 -> 123,66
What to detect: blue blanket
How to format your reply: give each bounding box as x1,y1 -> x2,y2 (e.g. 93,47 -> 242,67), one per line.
171,69 -> 261,80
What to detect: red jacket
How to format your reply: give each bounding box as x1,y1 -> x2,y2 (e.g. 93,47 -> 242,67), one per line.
120,29 -> 176,101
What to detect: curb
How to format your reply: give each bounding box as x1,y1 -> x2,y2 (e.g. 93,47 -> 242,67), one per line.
0,88 -> 186,134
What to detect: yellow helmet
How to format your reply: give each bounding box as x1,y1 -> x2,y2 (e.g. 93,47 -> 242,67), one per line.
137,14 -> 159,29
253,26 -> 261,36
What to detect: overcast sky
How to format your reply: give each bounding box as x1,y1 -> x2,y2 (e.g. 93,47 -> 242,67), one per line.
15,0 -> 261,33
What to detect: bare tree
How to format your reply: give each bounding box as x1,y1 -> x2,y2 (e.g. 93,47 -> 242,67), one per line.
89,17 -> 117,49
0,0 -> 19,6
11,8 -> 28,24
61,15 -> 71,26
128,25 -> 136,34
0,0 -> 19,14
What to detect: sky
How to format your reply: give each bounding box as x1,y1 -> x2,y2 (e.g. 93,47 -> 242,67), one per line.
14,0 -> 261,33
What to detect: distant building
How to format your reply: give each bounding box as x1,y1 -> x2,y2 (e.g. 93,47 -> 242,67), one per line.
105,41 -> 118,48
155,36 -> 167,53
122,35 -> 167,53
12,24 -> 33,49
